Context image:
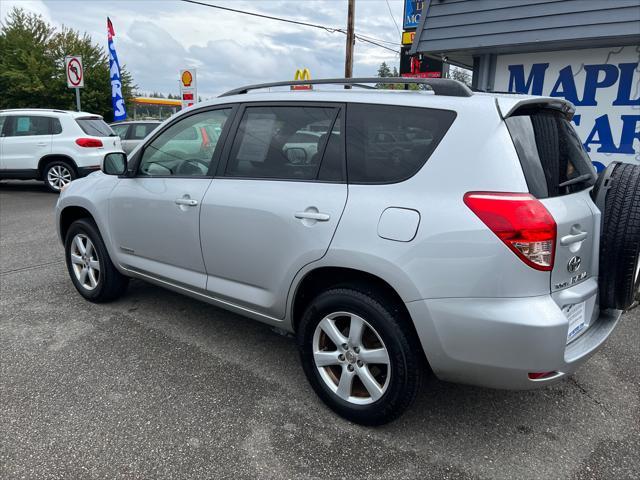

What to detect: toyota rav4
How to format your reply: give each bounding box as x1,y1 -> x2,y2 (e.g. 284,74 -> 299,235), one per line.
55,78 -> 640,425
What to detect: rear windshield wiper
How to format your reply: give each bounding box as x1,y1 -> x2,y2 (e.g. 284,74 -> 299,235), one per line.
559,173 -> 595,188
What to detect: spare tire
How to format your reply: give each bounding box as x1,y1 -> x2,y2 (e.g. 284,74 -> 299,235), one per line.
596,162 -> 640,310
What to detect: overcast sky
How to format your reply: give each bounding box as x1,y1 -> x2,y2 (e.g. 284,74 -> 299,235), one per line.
1,0 -> 404,98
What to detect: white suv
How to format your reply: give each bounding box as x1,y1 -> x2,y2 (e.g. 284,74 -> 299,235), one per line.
0,109 -> 122,192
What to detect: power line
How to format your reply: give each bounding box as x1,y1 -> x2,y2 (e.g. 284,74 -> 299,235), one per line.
385,0 -> 401,37
179,0 -> 400,54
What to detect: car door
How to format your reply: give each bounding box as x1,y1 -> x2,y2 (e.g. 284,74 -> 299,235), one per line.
108,106 -> 235,289
200,102 -> 347,318
0,115 -> 52,172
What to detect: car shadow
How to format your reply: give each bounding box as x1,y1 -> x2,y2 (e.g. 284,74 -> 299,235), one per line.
0,180 -> 50,193
118,278 -> 591,439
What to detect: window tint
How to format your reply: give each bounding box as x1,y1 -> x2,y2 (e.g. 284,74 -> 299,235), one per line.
111,124 -> 129,138
318,114 -> 344,182
0,116 -> 6,135
346,104 -> 456,183
51,118 -> 62,134
131,123 -> 157,140
505,109 -> 596,198
5,116 -> 52,137
226,106 -> 338,180
76,117 -> 114,137
139,109 -> 230,177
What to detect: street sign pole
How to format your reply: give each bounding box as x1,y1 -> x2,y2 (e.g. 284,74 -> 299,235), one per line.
75,87 -> 81,112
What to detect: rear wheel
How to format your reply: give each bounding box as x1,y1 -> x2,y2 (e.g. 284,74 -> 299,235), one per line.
297,288 -> 422,425
598,163 -> 640,310
44,160 -> 75,193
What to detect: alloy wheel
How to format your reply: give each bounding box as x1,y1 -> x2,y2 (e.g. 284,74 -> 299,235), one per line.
69,234 -> 100,290
47,165 -> 72,191
312,311 -> 391,405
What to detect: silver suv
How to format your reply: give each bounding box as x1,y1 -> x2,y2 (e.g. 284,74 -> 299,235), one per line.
55,78 -> 640,425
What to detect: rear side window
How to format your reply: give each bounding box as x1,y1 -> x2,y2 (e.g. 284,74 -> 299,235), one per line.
225,106 -> 340,181
346,104 -> 456,183
76,117 -> 114,137
51,118 -> 62,134
505,109 -> 596,198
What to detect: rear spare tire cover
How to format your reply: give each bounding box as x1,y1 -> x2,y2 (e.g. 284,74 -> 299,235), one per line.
598,162 -> 640,310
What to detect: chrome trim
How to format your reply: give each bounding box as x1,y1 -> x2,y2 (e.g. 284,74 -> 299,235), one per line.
120,265 -> 283,324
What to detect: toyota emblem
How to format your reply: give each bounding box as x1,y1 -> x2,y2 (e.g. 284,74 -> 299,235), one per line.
567,256 -> 582,273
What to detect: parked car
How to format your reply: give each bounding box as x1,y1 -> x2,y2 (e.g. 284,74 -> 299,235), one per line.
109,120 -> 161,154
55,78 -> 640,425
0,109 -> 122,192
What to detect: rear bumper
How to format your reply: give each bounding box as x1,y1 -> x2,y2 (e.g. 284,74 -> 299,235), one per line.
406,279 -> 621,390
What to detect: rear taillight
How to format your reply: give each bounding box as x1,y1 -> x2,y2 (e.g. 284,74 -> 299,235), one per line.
463,192 -> 556,271
75,138 -> 103,148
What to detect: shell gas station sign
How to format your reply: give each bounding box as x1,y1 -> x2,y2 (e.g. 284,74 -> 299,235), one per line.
180,69 -> 197,108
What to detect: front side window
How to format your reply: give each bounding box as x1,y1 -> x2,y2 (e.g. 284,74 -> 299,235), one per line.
225,106 -> 339,180
139,109 -> 230,177
346,104 -> 456,183
5,116 -> 52,137
131,123 -> 158,140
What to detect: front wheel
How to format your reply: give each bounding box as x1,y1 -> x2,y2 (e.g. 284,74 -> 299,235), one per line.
65,219 -> 129,302
297,288 -> 422,425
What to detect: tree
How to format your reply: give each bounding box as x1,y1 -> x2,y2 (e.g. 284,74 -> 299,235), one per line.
0,7 -> 136,120
449,66 -> 472,86
377,61 -> 392,78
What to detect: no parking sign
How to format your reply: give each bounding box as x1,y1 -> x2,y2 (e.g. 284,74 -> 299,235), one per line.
65,56 -> 84,88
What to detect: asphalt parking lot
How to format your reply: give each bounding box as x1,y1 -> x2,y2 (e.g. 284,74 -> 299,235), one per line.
0,181 -> 638,480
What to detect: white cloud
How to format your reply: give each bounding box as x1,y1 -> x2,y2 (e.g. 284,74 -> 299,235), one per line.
2,0 -> 404,98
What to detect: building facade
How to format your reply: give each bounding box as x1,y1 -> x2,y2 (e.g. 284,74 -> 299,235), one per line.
411,0 -> 640,170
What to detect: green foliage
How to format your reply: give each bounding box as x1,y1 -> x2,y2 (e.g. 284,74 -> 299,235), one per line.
376,61 -> 418,90
0,7 -> 136,120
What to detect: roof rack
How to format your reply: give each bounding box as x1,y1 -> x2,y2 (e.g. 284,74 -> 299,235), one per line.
219,77 -> 473,98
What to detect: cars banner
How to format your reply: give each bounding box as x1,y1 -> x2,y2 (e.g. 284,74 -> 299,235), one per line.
107,17 -> 127,122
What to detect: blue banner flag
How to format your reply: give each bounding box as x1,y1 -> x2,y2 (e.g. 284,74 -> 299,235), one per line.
107,17 -> 127,121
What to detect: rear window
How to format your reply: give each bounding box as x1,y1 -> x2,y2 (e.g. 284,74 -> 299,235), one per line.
346,104 -> 456,184
76,117 -> 114,137
505,109 -> 596,198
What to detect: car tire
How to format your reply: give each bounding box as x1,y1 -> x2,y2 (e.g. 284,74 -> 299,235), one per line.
44,160 -> 76,193
297,287 -> 422,425
64,218 -> 129,302
598,163 -> 640,311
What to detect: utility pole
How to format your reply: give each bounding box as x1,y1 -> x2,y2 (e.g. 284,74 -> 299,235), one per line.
344,0 -> 355,86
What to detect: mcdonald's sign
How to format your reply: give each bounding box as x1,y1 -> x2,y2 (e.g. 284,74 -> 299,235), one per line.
291,68 -> 312,90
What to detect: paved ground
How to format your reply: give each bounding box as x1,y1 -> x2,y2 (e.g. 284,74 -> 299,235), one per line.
0,181 -> 638,480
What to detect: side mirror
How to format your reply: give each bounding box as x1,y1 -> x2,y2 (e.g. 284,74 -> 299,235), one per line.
102,152 -> 127,175
286,147 -> 307,164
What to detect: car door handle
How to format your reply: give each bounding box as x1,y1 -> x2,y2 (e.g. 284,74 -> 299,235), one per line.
560,231 -> 588,245
294,211 -> 330,221
37,142 -> 48,147
175,198 -> 198,207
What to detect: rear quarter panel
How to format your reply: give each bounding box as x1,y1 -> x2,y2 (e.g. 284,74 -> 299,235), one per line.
303,98 -> 553,304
